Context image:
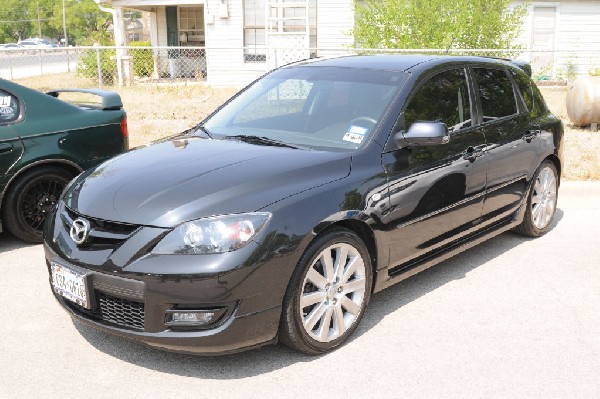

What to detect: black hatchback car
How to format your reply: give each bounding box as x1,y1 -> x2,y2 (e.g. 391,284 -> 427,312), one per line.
44,55 -> 562,355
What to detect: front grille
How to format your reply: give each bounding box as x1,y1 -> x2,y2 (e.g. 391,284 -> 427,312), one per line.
62,207 -> 139,249
65,291 -> 145,331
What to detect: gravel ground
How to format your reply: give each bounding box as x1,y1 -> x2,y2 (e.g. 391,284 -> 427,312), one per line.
0,181 -> 599,398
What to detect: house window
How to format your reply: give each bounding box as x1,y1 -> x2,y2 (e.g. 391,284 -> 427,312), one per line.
243,0 -> 317,62
244,0 -> 266,62
179,6 -> 205,45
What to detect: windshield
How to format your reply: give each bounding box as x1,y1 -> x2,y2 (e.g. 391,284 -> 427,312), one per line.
204,66 -> 407,151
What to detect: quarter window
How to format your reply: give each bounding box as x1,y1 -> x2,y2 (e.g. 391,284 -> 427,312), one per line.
474,68 -> 517,120
405,69 -> 472,132
510,69 -> 534,112
0,90 -> 19,124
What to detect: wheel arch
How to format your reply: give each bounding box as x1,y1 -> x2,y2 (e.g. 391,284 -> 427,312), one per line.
0,159 -> 82,214
546,153 -> 562,184
314,219 -> 379,285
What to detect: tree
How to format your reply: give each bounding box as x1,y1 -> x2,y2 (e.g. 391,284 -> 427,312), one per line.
49,0 -> 111,44
352,0 -> 528,51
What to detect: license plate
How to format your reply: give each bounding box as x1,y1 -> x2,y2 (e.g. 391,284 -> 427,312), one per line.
51,262 -> 89,309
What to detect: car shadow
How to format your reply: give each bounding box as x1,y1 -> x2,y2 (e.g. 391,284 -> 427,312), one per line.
74,209 -> 564,379
0,233 -> 37,252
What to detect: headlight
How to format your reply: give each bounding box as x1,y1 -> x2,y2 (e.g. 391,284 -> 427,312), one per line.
153,213 -> 271,255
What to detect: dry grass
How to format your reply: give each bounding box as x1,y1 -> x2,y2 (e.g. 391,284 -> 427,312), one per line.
14,73 -> 600,180
539,87 -> 600,181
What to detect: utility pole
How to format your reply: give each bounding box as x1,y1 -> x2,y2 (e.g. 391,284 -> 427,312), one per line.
36,3 -> 42,38
62,0 -> 68,46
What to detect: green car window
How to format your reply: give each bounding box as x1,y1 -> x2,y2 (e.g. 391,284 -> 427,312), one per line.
0,90 -> 19,124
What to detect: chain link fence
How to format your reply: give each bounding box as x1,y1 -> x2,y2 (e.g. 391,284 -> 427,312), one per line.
1,46 -> 600,88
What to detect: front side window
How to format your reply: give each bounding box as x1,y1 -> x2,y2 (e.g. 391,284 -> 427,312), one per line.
404,68 -> 472,132
0,90 -> 19,124
474,68 -> 517,120
204,67 -> 405,150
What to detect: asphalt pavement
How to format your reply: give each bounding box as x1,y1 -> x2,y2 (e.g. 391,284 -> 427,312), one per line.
1,181 -> 598,398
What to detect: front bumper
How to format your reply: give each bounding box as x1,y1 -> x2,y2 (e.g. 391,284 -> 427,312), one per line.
42,203 -> 300,354
44,244 -> 283,354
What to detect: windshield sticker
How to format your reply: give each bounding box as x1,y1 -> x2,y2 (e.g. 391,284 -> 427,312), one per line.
0,96 -> 12,106
343,125 -> 368,144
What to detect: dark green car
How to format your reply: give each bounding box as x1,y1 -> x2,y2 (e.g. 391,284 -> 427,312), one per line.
0,79 -> 127,243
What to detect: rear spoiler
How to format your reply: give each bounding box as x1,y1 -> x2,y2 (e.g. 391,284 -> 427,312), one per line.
46,88 -> 123,110
510,60 -> 532,77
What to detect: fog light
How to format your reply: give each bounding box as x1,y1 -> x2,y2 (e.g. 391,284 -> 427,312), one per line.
165,308 -> 225,327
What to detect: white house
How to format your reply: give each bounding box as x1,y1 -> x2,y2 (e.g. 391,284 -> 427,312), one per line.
97,0 -> 354,86
513,1 -> 600,78
96,0 -> 600,86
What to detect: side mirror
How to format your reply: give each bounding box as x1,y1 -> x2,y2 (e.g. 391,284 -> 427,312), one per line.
395,121 -> 450,147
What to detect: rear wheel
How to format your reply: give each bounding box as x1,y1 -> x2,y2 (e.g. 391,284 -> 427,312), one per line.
279,228 -> 372,354
513,160 -> 558,237
1,166 -> 74,243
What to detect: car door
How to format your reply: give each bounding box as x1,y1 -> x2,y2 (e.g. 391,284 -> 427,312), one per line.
0,89 -> 24,189
470,67 -> 537,223
381,67 -> 487,272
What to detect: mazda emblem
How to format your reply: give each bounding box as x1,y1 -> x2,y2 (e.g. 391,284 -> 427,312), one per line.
70,218 -> 91,245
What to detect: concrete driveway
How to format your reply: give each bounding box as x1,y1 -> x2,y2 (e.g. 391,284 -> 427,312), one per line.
1,181 -> 598,398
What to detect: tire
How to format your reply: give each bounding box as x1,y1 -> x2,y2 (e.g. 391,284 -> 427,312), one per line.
513,160 -> 559,238
279,228 -> 373,354
1,166 -> 74,243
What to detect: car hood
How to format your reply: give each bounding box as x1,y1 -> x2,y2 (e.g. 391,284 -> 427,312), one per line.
64,136 -> 351,227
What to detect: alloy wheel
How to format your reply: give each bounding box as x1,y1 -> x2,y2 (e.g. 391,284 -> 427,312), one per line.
531,165 -> 557,230
299,243 -> 367,343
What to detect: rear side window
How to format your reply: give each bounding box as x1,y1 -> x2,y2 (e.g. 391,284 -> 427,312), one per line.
510,69 -> 534,112
404,68 -> 472,132
473,68 -> 517,121
0,90 -> 20,124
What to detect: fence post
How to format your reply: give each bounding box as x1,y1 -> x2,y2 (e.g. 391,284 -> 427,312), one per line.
8,51 -> 13,80
66,47 -> 71,73
38,50 -> 44,76
96,47 -> 103,89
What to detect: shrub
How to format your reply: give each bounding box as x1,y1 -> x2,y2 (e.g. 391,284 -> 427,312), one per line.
128,40 -> 154,77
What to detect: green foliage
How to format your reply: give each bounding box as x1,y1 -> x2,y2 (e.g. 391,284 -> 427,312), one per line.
0,0 -> 110,44
128,40 -> 154,77
352,0 -> 528,51
49,0 -> 111,44
76,32 -> 116,85
590,67 -> 600,77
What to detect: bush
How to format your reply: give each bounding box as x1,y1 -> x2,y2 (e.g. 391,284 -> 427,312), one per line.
128,40 -> 154,77
76,32 -> 117,85
76,47 -> 117,85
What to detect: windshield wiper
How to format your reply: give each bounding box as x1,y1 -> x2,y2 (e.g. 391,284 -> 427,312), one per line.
179,123 -> 213,139
223,135 -> 299,149
195,124 -> 214,139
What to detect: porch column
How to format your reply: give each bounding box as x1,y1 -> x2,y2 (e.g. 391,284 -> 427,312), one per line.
112,5 -> 126,86
149,10 -> 160,79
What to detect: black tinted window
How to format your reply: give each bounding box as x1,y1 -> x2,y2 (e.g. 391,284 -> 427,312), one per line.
0,90 -> 19,123
474,68 -> 517,120
510,69 -> 534,112
405,68 -> 471,132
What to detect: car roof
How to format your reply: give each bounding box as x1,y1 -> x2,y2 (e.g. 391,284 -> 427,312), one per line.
287,54 -> 519,73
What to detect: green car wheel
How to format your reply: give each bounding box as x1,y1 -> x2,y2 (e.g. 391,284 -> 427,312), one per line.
2,166 -> 74,243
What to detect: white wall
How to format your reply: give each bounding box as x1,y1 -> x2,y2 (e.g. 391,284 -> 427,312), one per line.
512,1 -> 600,76
317,0 -> 354,56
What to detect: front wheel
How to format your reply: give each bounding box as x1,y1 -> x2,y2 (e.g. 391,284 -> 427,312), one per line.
279,228 -> 373,354
1,166 -> 74,243
513,160 -> 559,237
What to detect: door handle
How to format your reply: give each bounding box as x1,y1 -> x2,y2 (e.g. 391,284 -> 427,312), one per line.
523,130 -> 540,142
463,145 -> 486,162
0,143 -> 13,154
